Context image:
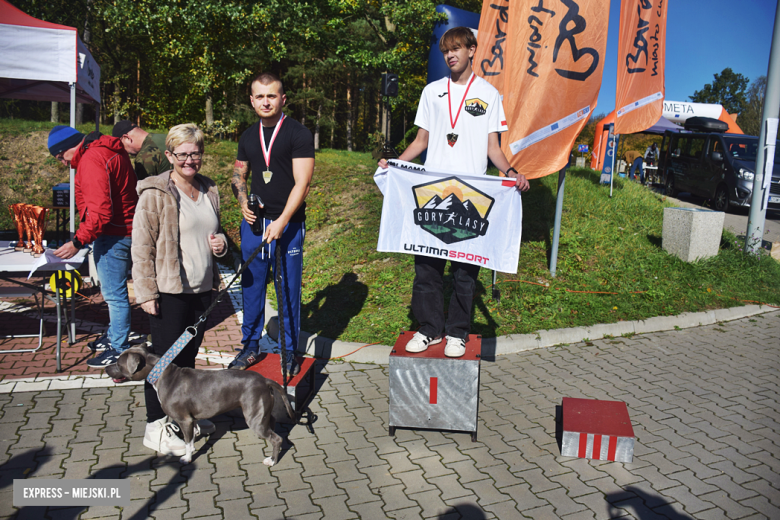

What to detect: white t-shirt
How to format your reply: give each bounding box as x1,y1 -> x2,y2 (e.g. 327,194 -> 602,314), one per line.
415,74 -> 507,176
176,185 -> 219,293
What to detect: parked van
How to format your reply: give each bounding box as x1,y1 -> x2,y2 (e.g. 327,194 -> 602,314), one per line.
660,122 -> 780,212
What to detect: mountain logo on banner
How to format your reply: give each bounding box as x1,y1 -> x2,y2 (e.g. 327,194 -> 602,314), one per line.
412,176 -> 495,244
464,98 -> 488,117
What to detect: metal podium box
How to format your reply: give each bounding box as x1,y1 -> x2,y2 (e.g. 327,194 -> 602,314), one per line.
389,332 -> 481,440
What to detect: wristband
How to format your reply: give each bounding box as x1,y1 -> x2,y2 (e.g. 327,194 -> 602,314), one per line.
71,237 -> 83,250
506,167 -> 518,177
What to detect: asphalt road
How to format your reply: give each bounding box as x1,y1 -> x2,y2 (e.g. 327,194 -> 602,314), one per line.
654,186 -> 780,245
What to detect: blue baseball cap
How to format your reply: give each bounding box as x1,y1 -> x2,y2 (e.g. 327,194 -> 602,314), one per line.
48,125 -> 85,156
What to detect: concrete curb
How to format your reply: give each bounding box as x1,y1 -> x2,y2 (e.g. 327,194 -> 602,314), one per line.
4,305 -> 777,393
302,305 -> 780,364
0,373 -> 145,394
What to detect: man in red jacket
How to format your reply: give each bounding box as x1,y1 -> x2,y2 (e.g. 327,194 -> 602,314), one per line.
48,125 -> 138,368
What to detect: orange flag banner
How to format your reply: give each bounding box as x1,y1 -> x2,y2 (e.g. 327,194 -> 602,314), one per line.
614,0 -> 667,135
500,0 -> 610,179
474,0 -> 511,93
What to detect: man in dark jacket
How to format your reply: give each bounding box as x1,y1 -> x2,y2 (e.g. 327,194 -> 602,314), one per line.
48,125 -> 138,368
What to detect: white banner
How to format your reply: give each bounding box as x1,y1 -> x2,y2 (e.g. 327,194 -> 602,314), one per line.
374,160 -> 523,273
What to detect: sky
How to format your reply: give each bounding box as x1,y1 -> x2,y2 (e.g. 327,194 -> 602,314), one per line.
594,0 -> 778,117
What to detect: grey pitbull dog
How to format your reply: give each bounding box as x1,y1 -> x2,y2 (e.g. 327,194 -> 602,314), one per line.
106,344 -> 295,465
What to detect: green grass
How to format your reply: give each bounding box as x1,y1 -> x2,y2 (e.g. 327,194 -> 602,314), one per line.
3,118 -> 780,346
290,156 -> 780,345
0,119 -> 105,137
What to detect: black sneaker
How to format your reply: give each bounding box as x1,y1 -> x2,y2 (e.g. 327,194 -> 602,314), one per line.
165,421 -> 185,440
128,331 -> 146,344
88,333 -> 111,352
285,359 -> 301,377
228,348 -> 259,370
87,348 -> 119,368
167,419 -> 215,439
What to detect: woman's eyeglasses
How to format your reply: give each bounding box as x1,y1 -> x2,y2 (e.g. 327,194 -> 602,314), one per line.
170,152 -> 203,162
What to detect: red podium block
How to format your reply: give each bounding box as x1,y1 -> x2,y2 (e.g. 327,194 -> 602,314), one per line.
561,397 -> 635,463
388,332 -> 481,440
248,353 -> 316,423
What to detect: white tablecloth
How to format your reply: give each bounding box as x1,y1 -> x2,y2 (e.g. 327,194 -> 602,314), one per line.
0,241 -> 86,278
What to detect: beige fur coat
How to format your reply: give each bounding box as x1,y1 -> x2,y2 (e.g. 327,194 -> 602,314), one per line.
131,170 -> 227,304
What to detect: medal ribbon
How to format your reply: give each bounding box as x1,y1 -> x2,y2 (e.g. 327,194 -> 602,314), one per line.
260,112 -> 286,170
448,73 -> 476,131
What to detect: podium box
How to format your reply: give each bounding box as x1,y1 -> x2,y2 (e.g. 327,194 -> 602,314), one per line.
561,397 -> 635,463
389,332 -> 481,441
248,353 -> 316,423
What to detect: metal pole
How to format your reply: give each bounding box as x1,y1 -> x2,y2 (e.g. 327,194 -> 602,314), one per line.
609,135 -> 617,198
55,281 -> 62,372
69,82 -> 76,237
68,84 -> 80,344
550,165 -> 569,277
745,0 -> 780,255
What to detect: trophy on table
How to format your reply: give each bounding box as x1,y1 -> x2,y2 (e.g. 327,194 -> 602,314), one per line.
9,204 -> 26,251
30,206 -> 48,257
20,204 -> 35,253
9,203 -> 49,255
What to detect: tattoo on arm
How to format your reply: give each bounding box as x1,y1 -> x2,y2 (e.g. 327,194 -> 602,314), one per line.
231,160 -> 249,205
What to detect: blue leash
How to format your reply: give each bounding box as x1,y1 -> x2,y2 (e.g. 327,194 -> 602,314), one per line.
147,239 -> 267,385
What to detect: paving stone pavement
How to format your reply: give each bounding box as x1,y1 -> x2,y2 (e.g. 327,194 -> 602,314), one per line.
0,275 -> 243,381
0,311 -> 778,519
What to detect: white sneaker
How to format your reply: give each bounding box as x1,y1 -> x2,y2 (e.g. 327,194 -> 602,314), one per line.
444,336 -> 466,358
405,332 -> 442,353
195,419 -> 215,436
143,418 -> 166,453
159,421 -> 187,456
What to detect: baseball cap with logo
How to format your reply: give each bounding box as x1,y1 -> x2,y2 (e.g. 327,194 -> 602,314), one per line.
112,120 -> 138,138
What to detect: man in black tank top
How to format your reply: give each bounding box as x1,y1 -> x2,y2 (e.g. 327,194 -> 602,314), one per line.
230,73 -> 315,374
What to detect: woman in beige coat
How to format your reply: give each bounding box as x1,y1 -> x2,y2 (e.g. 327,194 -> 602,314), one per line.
131,123 -> 228,457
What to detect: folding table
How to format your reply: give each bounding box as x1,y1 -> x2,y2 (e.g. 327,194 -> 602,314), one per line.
0,240 -> 85,371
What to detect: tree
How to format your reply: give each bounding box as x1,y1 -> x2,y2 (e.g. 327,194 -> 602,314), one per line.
689,67 -> 748,115
739,76 -> 767,136
5,0 -> 445,150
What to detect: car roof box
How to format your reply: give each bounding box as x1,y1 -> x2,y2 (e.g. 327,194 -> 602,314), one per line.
684,117 -> 729,133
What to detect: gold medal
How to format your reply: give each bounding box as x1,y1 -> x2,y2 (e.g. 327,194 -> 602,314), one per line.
260,114 -> 285,185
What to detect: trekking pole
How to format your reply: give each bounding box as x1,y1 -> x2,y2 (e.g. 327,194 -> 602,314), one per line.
275,243 -> 289,388
492,270 -> 500,301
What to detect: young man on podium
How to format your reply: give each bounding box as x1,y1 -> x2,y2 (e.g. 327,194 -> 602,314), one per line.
379,27 -> 529,358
